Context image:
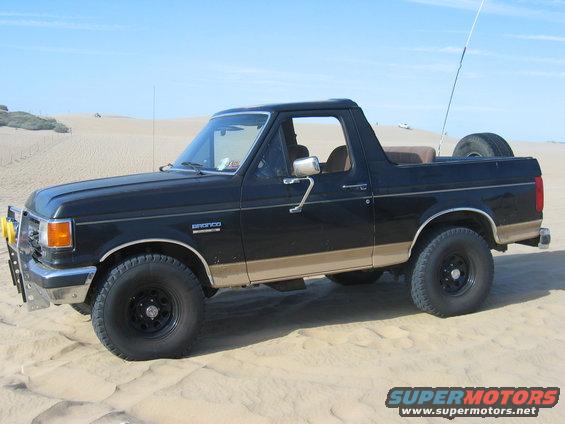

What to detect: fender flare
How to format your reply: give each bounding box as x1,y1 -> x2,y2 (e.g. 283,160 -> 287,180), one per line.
99,238 -> 215,286
408,207 -> 500,257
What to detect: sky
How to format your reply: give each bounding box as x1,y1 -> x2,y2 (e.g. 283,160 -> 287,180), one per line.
1,0 -> 564,141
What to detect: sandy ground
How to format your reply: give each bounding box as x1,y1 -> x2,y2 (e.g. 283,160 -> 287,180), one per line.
0,115 -> 563,423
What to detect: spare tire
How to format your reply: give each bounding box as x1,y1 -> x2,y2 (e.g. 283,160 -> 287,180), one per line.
453,133 -> 514,158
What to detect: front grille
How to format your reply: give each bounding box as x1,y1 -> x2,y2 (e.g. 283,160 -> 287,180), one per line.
27,216 -> 42,259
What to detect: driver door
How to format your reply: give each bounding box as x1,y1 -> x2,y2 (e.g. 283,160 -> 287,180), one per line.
240,110 -> 374,283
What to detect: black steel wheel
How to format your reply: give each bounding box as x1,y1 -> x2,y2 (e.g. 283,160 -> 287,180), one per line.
438,253 -> 475,296
127,286 -> 179,336
409,227 -> 493,317
92,254 -> 204,360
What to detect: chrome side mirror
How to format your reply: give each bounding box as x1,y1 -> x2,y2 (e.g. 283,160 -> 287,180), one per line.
283,157 -> 320,214
292,156 -> 320,177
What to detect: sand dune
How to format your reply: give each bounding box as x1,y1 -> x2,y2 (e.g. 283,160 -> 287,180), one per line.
0,115 -> 563,423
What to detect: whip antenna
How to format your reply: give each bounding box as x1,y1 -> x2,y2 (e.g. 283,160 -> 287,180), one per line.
152,85 -> 156,172
438,0 -> 486,155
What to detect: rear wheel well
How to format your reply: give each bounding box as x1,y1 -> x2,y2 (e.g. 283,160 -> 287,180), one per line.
87,242 -> 212,304
412,211 -> 500,254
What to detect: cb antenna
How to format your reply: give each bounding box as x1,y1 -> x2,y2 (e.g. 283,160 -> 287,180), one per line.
438,0 -> 487,155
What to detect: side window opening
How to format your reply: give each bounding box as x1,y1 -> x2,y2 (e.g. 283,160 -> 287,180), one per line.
282,117 -> 352,175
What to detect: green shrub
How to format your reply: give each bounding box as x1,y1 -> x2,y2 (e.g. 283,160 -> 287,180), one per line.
7,112 -> 53,130
53,122 -> 70,133
0,110 -> 69,132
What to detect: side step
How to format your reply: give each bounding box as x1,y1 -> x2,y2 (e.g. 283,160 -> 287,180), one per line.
264,278 -> 306,292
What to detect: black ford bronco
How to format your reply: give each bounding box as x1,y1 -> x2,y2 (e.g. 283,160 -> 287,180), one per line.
3,99 -> 550,360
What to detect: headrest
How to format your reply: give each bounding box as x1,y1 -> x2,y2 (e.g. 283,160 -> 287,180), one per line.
288,144 -> 310,164
325,145 -> 351,173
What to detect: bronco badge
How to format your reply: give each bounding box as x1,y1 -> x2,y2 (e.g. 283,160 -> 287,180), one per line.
191,222 -> 222,234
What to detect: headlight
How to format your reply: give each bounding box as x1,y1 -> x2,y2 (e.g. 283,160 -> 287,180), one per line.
39,219 -> 74,249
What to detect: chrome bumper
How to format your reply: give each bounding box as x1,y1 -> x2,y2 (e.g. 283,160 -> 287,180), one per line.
5,206 -> 96,311
26,260 -> 96,306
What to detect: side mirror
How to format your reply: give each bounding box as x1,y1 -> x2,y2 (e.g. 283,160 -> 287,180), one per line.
292,156 -> 320,177
283,157 -> 320,214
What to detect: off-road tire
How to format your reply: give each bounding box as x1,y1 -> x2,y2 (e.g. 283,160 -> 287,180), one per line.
70,303 -> 92,315
91,254 -> 204,361
326,269 -> 384,286
409,227 -> 493,317
453,133 -> 514,158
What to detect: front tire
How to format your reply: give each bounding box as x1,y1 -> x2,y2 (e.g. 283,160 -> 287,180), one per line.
326,269 -> 383,285
70,303 -> 92,315
91,254 -> 204,360
409,227 -> 493,317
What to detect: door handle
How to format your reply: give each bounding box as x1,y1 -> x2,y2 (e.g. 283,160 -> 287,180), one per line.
342,183 -> 368,191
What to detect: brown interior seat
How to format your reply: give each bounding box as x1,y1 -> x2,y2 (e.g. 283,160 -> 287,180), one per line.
382,146 -> 436,164
287,144 -> 310,164
288,145 -> 310,176
325,145 -> 351,173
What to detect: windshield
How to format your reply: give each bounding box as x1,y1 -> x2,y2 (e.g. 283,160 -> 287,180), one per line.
173,113 -> 269,173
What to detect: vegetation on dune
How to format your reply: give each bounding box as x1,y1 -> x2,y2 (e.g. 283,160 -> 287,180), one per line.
0,107 -> 70,133
52,122 -> 69,133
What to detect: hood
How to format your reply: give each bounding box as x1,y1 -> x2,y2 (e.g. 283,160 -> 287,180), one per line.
26,171 -> 236,219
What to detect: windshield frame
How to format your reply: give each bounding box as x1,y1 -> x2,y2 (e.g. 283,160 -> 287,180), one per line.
171,111 -> 272,176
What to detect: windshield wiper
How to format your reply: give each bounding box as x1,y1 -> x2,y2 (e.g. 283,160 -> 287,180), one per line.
181,161 -> 205,175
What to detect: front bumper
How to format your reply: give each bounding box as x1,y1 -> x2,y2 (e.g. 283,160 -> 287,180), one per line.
5,206 -> 96,311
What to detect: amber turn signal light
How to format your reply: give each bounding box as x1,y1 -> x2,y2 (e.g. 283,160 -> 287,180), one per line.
40,220 -> 73,248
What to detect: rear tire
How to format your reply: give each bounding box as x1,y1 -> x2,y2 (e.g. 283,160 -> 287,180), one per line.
91,254 -> 204,361
409,227 -> 493,317
453,133 -> 514,158
326,269 -> 383,285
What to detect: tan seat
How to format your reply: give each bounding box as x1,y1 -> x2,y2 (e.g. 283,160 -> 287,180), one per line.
287,144 -> 310,164
383,146 -> 436,164
287,145 -> 311,176
325,145 -> 351,173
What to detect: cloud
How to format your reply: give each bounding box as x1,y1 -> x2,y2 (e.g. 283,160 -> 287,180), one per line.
1,44 -> 131,56
406,46 -> 492,55
514,0 -> 565,7
407,44 -> 565,65
505,34 -> 565,42
387,62 -> 456,73
406,0 -> 565,23
516,70 -> 565,78
367,103 -> 504,112
0,11 -> 81,19
172,62 -> 370,92
0,18 -> 129,31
